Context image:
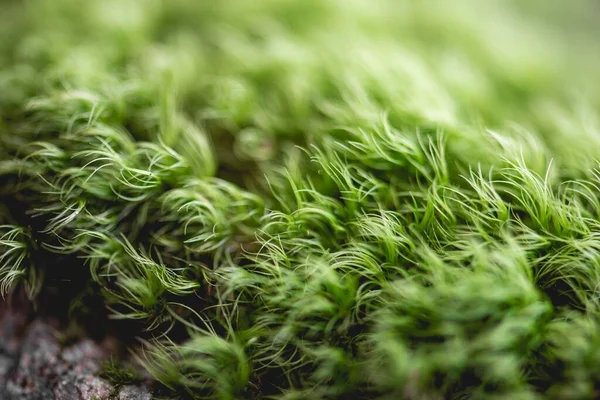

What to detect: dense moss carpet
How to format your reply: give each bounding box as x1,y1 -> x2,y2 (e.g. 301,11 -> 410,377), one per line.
2,0 -> 600,398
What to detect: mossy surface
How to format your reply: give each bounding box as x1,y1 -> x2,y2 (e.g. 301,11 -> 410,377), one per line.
2,0 -> 600,398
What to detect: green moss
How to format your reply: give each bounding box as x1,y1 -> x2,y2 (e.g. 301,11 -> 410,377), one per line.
2,0 -> 600,398
98,358 -> 143,389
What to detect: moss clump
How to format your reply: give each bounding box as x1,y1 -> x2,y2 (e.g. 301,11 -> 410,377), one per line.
98,358 -> 143,389
3,0 -> 600,398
